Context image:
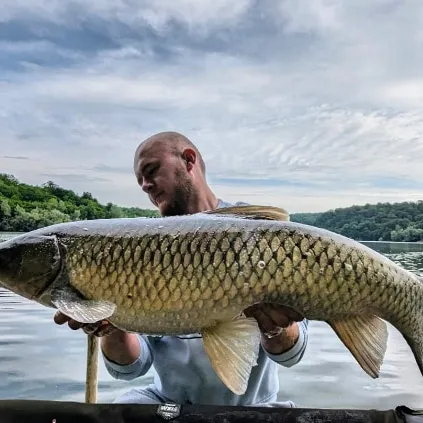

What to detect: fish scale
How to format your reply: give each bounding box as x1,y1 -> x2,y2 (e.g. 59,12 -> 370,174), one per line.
58,223 -> 402,332
1,204 -> 423,396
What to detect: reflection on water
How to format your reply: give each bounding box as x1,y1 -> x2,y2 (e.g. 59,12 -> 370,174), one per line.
364,242 -> 423,277
1,232 -> 423,409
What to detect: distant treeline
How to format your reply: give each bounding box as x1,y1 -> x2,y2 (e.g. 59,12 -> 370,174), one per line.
1,173 -> 422,242
291,203 -> 423,242
0,173 -> 158,232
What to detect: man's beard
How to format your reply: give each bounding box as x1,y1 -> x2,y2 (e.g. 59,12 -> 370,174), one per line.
160,173 -> 195,217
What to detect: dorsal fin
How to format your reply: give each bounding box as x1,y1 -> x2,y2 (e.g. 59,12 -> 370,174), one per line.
205,205 -> 290,221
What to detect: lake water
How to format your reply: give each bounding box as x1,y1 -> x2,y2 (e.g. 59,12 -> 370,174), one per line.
1,231 -> 423,410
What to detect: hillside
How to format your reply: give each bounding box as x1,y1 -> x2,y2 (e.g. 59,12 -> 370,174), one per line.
0,173 -> 158,232
291,202 -> 423,242
1,173 -> 422,242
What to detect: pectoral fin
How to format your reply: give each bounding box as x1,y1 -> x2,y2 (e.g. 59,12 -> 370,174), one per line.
201,315 -> 261,395
51,286 -> 116,323
328,314 -> 388,378
205,205 -> 290,221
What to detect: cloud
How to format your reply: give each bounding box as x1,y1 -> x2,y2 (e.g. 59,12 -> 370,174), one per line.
3,155 -> 28,160
91,164 -> 133,175
41,173 -> 110,184
0,0 -> 252,28
0,0 -> 423,212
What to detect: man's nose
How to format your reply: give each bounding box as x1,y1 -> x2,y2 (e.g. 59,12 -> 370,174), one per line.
142,180 -> 153,193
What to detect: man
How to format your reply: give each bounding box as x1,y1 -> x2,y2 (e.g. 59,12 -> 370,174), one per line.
54,131 -> 309,407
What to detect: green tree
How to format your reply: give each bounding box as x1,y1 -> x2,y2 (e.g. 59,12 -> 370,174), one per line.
0,173 -> 159,232
292,200 -> 423,242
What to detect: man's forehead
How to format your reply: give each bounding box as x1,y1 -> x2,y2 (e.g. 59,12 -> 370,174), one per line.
138,144 -> 159,160
135,140 -> 169,168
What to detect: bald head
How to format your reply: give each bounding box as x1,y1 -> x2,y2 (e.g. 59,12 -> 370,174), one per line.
134,131 -> 206,174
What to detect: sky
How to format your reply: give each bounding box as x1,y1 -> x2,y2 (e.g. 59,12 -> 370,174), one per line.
1,0 -> 423,214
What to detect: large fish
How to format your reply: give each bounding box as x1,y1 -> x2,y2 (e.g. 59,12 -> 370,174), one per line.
0,205 -> 422,395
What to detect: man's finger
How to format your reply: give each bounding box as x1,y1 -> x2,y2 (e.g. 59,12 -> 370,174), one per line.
265,304 -> 304,321
68,319 -> 84,330
280,307 -> 303,321
83,322 -> 102,335
262,307 -> 291,328
82,320 -> 117,337
253,308 -> 282,334
54,311 -> 71,325
244,304 -> 293,327
243,305 -> 256,318
95,324 -> 117,337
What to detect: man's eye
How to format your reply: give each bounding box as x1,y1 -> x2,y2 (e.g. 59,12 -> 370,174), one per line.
148,166 -> 157,175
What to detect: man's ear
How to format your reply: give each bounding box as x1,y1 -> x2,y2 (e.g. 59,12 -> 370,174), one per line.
182,148 -> 196,172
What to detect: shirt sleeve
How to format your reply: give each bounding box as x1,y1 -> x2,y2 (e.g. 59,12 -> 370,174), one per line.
102,334 -> 154,381
263,319 -> 309,367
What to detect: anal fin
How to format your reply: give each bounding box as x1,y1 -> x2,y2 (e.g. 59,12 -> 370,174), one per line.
328,314 -> 388,378
51,286 -> 116,323
201,315 -> 261,395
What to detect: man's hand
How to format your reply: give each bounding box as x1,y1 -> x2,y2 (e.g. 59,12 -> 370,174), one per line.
53,311 -> 118,337
54,311 -> 142,365
244,303 -> 304,355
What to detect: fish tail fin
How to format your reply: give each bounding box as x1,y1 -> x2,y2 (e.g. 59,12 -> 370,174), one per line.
404,332 -> 423,377
403,276 -> 423,376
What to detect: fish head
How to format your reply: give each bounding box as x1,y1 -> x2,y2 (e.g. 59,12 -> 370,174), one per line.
0,233 -> 62,305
